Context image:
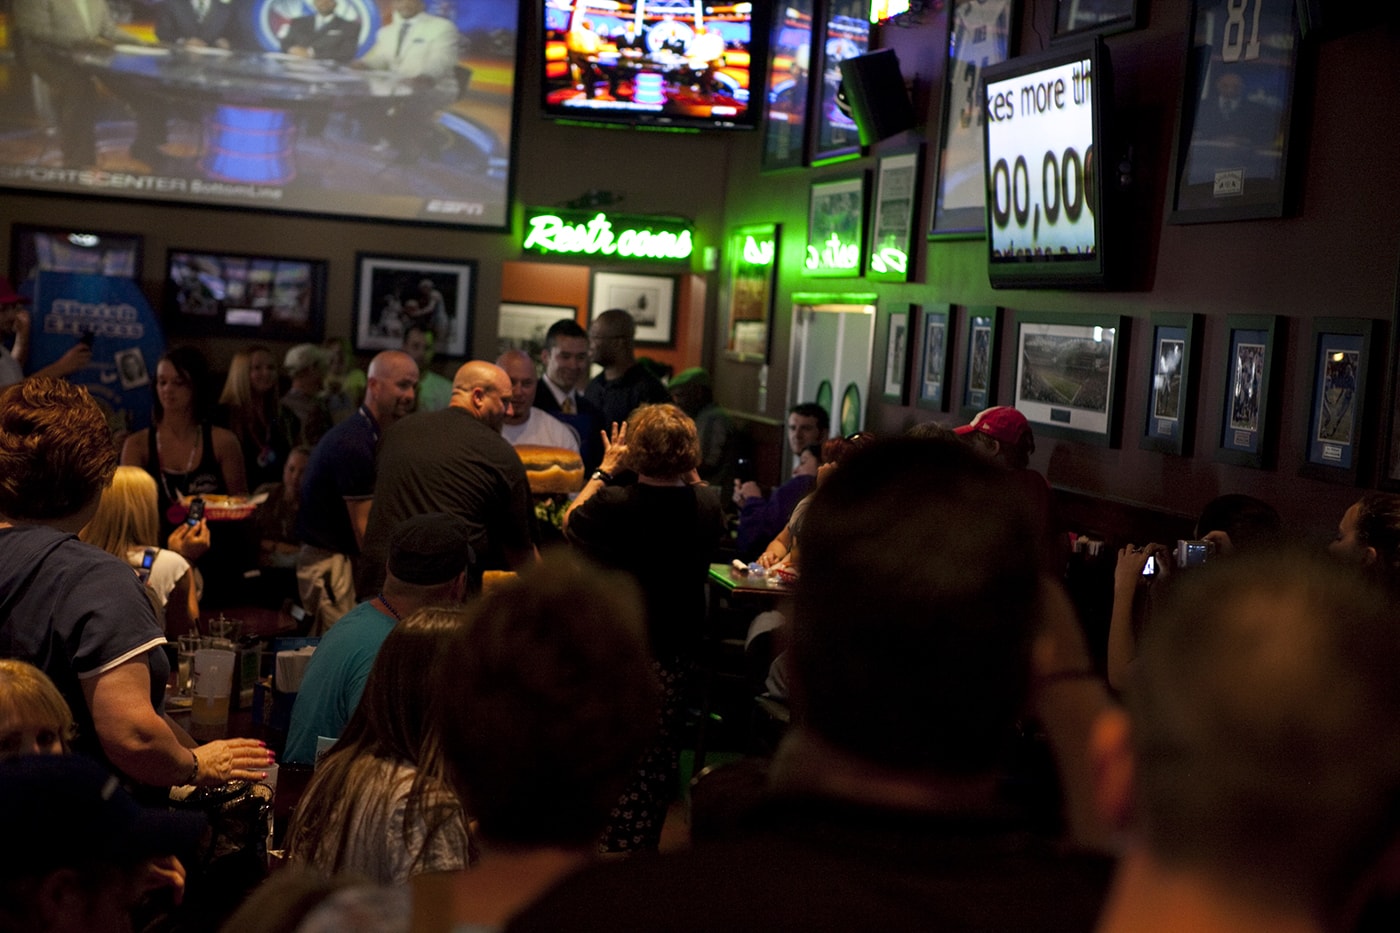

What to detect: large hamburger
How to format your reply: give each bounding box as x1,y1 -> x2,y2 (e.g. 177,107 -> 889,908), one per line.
516,445 -> 585,495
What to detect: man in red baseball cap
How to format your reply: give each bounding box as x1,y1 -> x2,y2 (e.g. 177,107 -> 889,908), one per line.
956,405 -> 1064,571
954,405 -> 1035,468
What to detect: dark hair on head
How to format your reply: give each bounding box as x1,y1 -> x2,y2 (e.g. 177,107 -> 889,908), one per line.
154,346 -> 215,423
1353,492 -> 1400,588
1195,494 -> 1282,552
906,420 -> 956,441
802,443 -> 823,463
624,403 -> 700,478
789,402 -> 830,432
793,436 -> 1040,772
286,606 -> 469,877
1128,548 -> 1400,914
818,430 -> 876,469
0,378 -> 117,521
543,318 -> 588,348
437,551 -> 660,846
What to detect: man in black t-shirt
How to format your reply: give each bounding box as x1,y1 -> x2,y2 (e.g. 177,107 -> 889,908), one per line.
359,361 -> 534,596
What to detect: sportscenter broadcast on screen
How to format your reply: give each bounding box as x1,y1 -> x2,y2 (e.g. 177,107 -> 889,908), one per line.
0,0 -> 518,229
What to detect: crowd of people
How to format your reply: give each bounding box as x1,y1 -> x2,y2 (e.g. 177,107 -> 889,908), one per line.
3,302 -> 1400,932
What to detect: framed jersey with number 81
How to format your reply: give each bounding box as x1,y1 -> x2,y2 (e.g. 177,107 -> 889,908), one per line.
1168,0 -> 1306,224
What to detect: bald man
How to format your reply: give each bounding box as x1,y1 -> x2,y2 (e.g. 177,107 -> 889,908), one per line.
297,350 -> 419,632
496,349 -> 580,452
357,360 -> 535,594
585,308 -> 670,428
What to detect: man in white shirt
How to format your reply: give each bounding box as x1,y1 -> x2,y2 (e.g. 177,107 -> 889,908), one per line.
497,350 -> 579,452
352,0 -> 458,163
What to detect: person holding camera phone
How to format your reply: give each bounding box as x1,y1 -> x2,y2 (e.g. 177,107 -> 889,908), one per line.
1106,494 -> 1282,691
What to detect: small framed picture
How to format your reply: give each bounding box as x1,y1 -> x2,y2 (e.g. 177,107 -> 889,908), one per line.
918,306 -> 953,411
497,302 -> 578,359
881,305 -> 913,403
722,223 -> 780,362
1216,315 -> 1283,469
1140,313 -> 1202,456
929,0 -> 1016,238
1053,0 -> 1143,40
867,149 -> 921,281
960,307 -> 1002,419
590,272 -> 676,346
806,175 -> 867,277
1014,310 -> 1126,446
354,254 -> 474,357
114,347 -> 150,390
1301,317 -> 1381,484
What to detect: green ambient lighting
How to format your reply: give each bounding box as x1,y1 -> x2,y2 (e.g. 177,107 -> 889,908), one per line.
742,234 -> 775,266
522,210 -> 694,261
868,247 -> 908,275
805,232 -> 861,272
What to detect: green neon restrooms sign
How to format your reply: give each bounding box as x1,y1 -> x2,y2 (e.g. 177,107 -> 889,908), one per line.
522,210 -> 693,261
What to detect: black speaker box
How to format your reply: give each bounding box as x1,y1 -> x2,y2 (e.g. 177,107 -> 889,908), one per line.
838,48 -> 916,146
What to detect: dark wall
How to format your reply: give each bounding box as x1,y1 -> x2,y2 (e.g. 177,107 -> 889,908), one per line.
710,1 -> 1400,544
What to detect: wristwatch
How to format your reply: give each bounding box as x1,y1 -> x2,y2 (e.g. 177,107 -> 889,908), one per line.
591,469 -> 613,484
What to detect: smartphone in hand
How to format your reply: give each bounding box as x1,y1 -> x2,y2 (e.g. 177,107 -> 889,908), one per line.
185,496 -> 206,526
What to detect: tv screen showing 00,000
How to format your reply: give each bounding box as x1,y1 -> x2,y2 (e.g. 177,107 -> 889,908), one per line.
984,56 -> 1098,262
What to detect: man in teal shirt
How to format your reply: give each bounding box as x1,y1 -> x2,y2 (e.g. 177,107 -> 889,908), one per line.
284,512 -> 472,764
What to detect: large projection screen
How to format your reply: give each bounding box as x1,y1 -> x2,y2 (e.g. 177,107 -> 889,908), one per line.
0,0 -> 518,229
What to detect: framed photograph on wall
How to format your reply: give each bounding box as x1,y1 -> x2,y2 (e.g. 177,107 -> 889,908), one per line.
867,149 -> 922,281
1014,310 -> 1126,446
722,223 -> 780,362
809,0 -> 870,163
354,254 -> 474,358
805,175 -> 867,277
1216,315 -> 1283,469
918,305 -> 953,411
1054,0 -> 1143,39
1140,313 -> 1202,456
929,0 -> 1016,238
590,272 -> 676,346
1168,0 -> 1304,224
1300,317 -> 1381,484
497,302 -> 577,359
960,306 -> 1002,419
881,306 -> 913,403
761,0 -> 816,170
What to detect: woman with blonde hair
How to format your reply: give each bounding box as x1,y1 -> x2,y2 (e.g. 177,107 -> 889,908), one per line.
285,605 -> 471,884
218,345 -> 298,490
81,465 -> 201,637
0,658 -> 75,759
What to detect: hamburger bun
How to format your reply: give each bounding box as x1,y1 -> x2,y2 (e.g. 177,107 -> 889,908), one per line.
516,444 -> 585,495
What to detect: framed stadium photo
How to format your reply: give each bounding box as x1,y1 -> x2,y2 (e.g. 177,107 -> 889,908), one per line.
1013,310 -> 1126,446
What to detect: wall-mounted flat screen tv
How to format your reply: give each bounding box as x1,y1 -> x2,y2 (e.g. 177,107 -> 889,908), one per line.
541,0 -> 766,130
982,38 -> 1114,288
10,224 -> 143,293
164,249 -> 326,342
0,0 -> 519,229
